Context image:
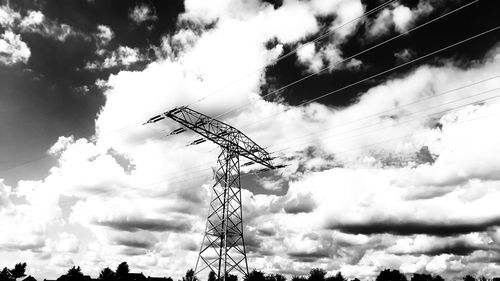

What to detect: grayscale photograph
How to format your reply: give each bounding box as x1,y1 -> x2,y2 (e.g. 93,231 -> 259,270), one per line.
0,0 -> 499,281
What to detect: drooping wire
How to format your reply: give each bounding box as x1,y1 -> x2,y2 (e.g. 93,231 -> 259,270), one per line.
0,0 -> 480,175
184,0 -> 398,108
238,23 -> 500,131
212,0 -> 480,120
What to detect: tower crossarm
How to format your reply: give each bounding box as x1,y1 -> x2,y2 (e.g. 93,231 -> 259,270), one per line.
146,106 -> 275,169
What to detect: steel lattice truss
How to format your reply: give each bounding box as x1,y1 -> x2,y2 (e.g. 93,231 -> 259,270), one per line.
146,106 -> 276,280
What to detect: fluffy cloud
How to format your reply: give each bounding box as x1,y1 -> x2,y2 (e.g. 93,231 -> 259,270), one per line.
392,5 -> 413,32
0,30 -> 30,65
55,233 -> 80,253
0,180 -> 62,253
102,46 -> 141,68
96,25 -> 114,46
296,43 -> 325,72
18,10 -> 80,41
130,4 -> 157,24
19,10 -> 44,28
0,5 -> 83,66
3,0 -> 500,279
368,2 -> 434,37
0,5 -> 20,27
293,0 -> 364,73
0,6 -> 30,65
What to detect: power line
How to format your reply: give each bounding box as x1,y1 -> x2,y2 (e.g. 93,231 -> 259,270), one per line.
73,0 -> 399,149
239,23 -> 500,131
1,2 -> 493,181
184,0 -> 398,108
57,92 -> 500,209
265,77 -> 500,151
56,86 -> 500,192
213,0 -> 479,120
270,88 -> 500,154
286,106 -> 500,164
3,20 -> 496,177
87,3 -> 493,179
0,1 -> 480,176
145,80 -> 500,181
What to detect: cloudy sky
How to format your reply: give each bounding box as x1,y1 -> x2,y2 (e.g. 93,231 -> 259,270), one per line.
1,0 -> 500,280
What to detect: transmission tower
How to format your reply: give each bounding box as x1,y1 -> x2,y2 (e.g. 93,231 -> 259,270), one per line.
146,106 -> 278,280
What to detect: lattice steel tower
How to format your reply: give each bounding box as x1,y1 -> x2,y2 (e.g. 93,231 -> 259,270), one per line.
146,106 -> 277,281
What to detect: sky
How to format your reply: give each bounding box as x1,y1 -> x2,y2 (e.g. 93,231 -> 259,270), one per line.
1,0 -> 500,280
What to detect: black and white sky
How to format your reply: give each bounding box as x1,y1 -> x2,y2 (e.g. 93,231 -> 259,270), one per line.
1,0 -> 500,279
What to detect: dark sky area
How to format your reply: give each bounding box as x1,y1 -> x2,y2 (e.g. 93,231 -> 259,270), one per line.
0,0 -> 184,184
1,0 -> 499,185
1,0 -> 500,279
264,0 -> 500,107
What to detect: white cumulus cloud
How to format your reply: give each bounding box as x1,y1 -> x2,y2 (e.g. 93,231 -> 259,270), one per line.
0,30 -> 30,65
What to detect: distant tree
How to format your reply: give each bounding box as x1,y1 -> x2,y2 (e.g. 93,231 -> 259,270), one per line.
57,266 -> 85,281
0,268 -> 13,281
116,262 -> 130,281
351,279 -> 361,281
0,263 -> 27,281
10,263 -> 26,280
166,278 -> 173,281
208,271 -> 217,281
464,276 -> 476,281
376,269 -> 407,281
478,276 -> 487,281
291,276 -> 307,281
183,269 -> 197,281
266,274 -> 286,281
433,275 -> 444,281
246,270 -> 265,281
225,274 -> 237,281
99,267 -> 116,281
411,274 -> 433,281
326,273 -> 345,281
71,266 -> 85,279
275,274 -> 286,281
412,274 -> 443,281
309,269 -> 327,281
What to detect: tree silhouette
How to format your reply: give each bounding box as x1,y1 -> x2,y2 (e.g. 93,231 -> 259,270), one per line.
99,267 -> 116,281
0,263 -> 27,281
183,269 -> 197,281
291,276 -> 307,281
10,263 -> 26,280
410,273 -> 445,281
376,269 -> 407,281
246,270 -> 265,281
309,269 -> 327,281
0,268 -> 13,281
266,274 -> 286,281
208,271 -> 217,281
463,276 -> 475,281
68,266 -> 84,277
326,273 -> 345,281
274,274 -> 286,281
57,266 -> 85,281
116,262 -> 130,281
411,274 -> 433,281
433,276 -> 444,281
225,274 -> 237,281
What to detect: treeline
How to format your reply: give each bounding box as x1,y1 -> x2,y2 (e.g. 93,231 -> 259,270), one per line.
244,268 -> 492,281
0,263 -> 27,281
1,262 -> 498,281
